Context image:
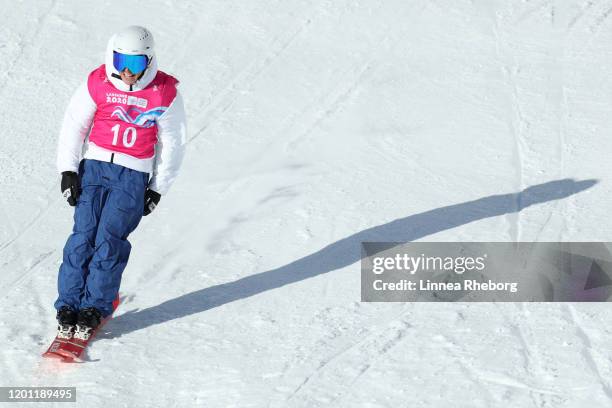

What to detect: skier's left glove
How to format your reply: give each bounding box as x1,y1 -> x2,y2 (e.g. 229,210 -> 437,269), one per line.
143,188 -> 161,216
61,171 -> 80,207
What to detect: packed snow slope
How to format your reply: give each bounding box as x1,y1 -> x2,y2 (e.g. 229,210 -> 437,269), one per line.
2,0 -> 612,407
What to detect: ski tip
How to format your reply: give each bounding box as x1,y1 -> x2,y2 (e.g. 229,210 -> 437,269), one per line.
46,348 -> 82,363
62,357 -> 84,364
42,351 -> 72,363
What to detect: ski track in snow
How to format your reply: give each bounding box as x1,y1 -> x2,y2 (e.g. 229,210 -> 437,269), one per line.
496,303 -> 554,407
0,0 -> 64,283
564,304 -> 612,400
485,3 -> 527,242
0,187 -> 58,254
0,187 -> 60,301
568,0 -> 612,59
187,4 -> 323,145
277,307 -> 414,407
283,60 -> 372,153
0,0 -> 57,97
479,0 -> 578,243
568,0 -> 595,30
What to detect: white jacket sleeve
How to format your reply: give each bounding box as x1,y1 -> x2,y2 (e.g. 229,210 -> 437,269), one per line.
148,90 -> 187,195
56,81 -> 96,173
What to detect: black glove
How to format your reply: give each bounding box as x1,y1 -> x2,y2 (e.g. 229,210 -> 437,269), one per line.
143,189 -> 161,216
61,171 -> 80,207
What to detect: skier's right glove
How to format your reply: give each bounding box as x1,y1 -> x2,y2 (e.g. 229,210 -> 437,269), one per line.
61,171 -> 80,207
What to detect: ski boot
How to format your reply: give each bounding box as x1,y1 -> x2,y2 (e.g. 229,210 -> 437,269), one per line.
56,306 -> 78,339
73,307 -> 102,341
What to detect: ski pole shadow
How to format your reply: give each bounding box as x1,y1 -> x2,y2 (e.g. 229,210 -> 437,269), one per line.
105,178 -> 597,338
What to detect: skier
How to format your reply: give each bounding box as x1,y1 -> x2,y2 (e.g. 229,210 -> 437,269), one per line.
54,26 -> 186,340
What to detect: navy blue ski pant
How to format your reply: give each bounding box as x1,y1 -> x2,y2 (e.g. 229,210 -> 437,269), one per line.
54,159 -> 148,317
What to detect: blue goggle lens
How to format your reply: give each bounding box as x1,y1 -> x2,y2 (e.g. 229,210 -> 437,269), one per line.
113,52 -> 149,74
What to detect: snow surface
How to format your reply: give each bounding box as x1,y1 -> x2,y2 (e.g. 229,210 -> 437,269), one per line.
2,0 -> 612,407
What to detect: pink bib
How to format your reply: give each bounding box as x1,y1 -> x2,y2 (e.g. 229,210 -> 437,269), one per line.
87,65 -> 178,159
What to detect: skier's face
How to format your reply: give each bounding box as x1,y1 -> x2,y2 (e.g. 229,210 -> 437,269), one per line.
119,68 -> 140,85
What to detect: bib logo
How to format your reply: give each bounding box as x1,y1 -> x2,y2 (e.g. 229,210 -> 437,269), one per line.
105,93 -> 148,108
111,106 -> 168,128
128,96 -> 148,109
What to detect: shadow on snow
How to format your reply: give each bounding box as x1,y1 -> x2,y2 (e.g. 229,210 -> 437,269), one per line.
105,178 -> 597,338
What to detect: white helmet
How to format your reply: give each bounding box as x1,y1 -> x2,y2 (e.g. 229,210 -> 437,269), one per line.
105,26 -> 158,91
112,25 -> 155,58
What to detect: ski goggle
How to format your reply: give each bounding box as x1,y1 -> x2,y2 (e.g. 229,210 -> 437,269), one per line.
113,51 -> 149,74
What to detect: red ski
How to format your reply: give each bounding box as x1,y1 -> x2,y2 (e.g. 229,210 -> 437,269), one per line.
43,297 -> 120,363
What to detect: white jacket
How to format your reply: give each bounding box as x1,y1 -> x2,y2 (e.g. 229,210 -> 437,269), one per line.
56,41 -> 187,196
